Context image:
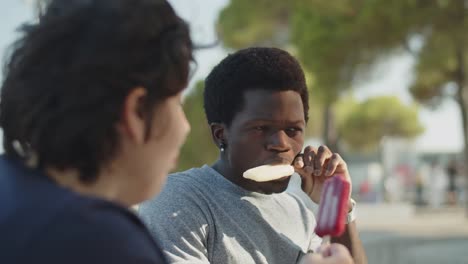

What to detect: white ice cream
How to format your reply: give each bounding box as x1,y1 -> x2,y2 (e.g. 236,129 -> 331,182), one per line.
243,164 -> 294,182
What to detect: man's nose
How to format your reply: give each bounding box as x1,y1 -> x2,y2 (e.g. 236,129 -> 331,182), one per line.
266,130 -> 291,152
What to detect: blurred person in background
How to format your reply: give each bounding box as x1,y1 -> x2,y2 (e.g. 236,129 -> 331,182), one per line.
358,177 -> 371,202
446,159 -> 459,206
139,47 -> 366,264
0,0 -> 193,263
414,170 -> 427,206
428,160 -> 448,208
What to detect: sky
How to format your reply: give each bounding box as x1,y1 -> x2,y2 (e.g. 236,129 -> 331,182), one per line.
0,0 -> 463,153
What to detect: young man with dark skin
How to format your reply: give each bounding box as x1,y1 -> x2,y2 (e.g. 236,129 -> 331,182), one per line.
140,47 -> 366,264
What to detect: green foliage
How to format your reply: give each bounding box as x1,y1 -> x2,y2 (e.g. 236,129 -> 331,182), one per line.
409,31 -> 462,106
176,81 -> 218,171
291,2 -> 355,103
218,0 -> 468,103
338,96 -> 424,151
217,0 -> 291,48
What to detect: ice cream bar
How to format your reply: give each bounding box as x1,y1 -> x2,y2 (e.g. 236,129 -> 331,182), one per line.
315,174 -> 350,237
243,164 -> 294,182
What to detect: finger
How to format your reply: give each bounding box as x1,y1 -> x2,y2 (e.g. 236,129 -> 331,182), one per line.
299,168 -> 314,195
325,153 -> 342,177
303,146 -> 314,165
293,153 -> 304,168
297,147 -> 318,195
314,145 -> 331,176
303,146 -> 316,174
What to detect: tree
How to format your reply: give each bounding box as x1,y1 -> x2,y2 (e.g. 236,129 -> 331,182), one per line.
176,81 -> 218,171
290,1 -> 361,151
337,96 -> 424,151
338,0 -> 468,215
217,0 -> 292,48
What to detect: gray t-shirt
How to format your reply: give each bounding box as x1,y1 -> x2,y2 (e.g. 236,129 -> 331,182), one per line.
139,165 -> 322,264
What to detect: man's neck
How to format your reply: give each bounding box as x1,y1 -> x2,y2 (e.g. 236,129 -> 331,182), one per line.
211,159 -> 273,194
45,165 -> 132,207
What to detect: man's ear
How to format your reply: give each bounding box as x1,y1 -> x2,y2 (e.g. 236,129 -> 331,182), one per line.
118,87 -> 148,145
210,123 -> 227,148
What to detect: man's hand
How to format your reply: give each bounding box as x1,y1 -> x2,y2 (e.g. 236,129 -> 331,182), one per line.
299,244 -> 354,264
293,145 -> 352,205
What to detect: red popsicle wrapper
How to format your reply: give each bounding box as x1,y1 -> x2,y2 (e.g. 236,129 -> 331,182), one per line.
314,174 -> 350,237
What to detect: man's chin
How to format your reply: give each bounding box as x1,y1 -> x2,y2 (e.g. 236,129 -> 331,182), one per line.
259,176 -> 291,194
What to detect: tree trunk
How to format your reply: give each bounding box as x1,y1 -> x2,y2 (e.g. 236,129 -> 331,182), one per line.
457,87 -> 468,217
462,111 -> 468,217
455,47 -> 468,217
323,103 -> 339,152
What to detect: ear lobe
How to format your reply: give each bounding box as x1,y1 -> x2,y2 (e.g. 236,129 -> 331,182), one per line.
120,87 -> 148,144
210,123 -> 227,147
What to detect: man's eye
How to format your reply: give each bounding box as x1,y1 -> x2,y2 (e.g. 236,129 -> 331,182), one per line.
253,126 -> 267,131
285,127 -> 303,136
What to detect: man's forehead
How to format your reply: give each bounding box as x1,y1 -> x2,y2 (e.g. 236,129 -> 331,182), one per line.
234,89 -> 305,123
243,88 -> 302,106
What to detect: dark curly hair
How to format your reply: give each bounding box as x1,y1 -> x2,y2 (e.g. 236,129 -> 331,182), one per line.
0,0 -> 193,182
203,47 -> 309,127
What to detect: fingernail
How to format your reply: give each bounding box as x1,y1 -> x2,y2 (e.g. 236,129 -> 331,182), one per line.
295,159 -> 304,168
305,166 -> 314,174
325,170 -> 332,176
314,169 -> 321,176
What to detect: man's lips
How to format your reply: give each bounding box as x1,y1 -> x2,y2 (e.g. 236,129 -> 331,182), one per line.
262,157 -> 293,166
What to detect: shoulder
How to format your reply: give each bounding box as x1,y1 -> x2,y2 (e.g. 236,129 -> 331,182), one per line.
167,166 -> 213,187
140,166 -> 213,211
25,197 -> 167,263
138,167 -> 214,235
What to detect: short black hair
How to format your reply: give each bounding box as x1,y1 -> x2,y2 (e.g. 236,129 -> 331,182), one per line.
0,0 -> 192,182
203,47 -> 309,127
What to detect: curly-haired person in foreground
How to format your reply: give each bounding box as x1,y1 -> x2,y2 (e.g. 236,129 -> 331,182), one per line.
139,47 -> 367,264
0,0 -> 192,263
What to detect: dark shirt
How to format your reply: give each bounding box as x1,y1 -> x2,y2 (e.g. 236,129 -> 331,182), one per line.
0,155 -> 167,264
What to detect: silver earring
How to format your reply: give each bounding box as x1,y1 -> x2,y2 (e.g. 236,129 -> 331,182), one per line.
220,143 -> 226,152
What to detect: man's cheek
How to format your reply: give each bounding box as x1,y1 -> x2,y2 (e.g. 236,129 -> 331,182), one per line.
294,141 -> 304,153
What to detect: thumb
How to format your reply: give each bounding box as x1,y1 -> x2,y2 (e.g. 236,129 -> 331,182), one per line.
293,154 -> 305,169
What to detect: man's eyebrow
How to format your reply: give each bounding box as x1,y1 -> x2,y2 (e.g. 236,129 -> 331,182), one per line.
288,120 -> 306,125
244,119 -> 305,125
